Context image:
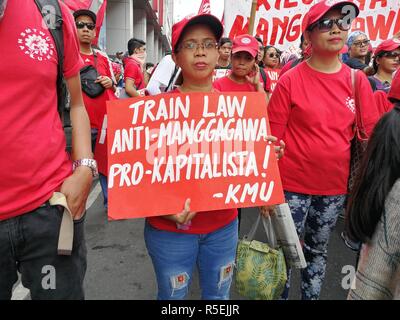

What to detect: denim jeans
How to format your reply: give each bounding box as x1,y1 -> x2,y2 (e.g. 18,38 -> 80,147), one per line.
0,203 -> 87,300
99,174 -> 108,209
144,218 -> 238,300
282,191 -> 346,300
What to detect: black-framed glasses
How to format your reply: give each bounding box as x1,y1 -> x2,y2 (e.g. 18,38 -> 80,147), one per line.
76,21 -> 96,30
179,40 -> 218,51
352,40 -> 370,47
310,18 -> 351,32
381,51 -> 400,59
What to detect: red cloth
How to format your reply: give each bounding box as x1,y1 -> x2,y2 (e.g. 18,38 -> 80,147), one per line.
80,52 -> 116,129
268,62 -> 379,195
0,0 -> 84,220
124,57 -> 145,90
213,75 -> 269,92
147,89 -> 238,234
374,90 -> 394,115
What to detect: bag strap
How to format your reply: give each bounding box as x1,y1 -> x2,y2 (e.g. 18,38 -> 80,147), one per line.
351,69 -> 368,140
48,192 -> 74,256
34,0 -> 65,119
245,214 -> 278,248
259,67 -> 268,92
165,64 -> 179,92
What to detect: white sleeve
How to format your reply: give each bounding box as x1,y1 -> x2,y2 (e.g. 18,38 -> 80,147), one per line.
147,55 -> 176,87
146,79 -> 163,95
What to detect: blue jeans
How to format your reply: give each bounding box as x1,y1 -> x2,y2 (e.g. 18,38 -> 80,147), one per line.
99,174 -> 108,209
144,218 -> 238,300
282,191 -> 346,300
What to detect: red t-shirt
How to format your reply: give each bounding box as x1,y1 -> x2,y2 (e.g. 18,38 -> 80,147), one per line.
213,75 -> 269,92
268,62 -> 379,195
264,68 -> 281,92
374,90 -> 394,116
124,58 -> 145,90
147,88 -> 238,234
80,52 -> 116,129
0,0 -> 84,220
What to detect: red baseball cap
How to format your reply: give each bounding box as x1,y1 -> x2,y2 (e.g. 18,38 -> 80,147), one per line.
388,71 -> 400,103
374,38 -> 400,56
172,14 -> 223,53
302,0 -> 359,32
231,34 -> 259,58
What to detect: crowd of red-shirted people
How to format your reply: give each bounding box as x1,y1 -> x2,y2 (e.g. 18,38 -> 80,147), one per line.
1,0 -> 399,301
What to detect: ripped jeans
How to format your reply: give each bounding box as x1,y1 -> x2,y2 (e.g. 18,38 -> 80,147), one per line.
144,219 -> 238,300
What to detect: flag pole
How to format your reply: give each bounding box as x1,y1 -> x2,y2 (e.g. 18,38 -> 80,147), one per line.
248,0 -> 258,35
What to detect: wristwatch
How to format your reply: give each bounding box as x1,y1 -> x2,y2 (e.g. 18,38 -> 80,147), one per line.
72,158 -> 99,177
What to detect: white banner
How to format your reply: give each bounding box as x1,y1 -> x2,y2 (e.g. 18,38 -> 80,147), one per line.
224,0 -> 400,50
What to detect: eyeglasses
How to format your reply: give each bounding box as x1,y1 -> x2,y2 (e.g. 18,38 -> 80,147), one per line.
352,40 -> 370,47
381,51 -> 400,59
179,40 -> 217,51
76,21 -> 96,30
310,18 -> 351,33
268,53 -> 280,58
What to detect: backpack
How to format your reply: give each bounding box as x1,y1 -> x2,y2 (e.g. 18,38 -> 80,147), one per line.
34,0 -> 72,152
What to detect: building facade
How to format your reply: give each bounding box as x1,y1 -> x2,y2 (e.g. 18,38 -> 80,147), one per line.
106,0 -> 172,63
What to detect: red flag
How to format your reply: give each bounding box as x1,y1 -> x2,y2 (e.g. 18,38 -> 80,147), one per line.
63,0 -> 93,11
198,0 -> 211,14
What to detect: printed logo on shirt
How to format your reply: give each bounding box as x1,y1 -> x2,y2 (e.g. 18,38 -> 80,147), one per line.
18,28 -> 54,61
345,96 -> 355,114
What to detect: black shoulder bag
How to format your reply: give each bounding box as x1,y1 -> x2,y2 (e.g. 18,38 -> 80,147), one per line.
80,53 -> 105,98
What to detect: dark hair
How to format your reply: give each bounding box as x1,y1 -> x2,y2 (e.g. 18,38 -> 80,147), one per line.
218,37 -> 232,47
372,51 -> 389,74
254,36 -> 264,46
128,38 -> 146,55
300,34 -> 305,48
145,62 -> 154,69
346,105 -> 400,243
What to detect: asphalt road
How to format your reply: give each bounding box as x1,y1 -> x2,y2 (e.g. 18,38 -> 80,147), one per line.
83,181 -> 357,300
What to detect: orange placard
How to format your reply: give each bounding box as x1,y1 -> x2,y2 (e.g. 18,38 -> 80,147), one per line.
107,92 -> 284,220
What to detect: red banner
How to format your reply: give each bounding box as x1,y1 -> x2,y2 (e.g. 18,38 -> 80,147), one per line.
107,92 -> 285,220
63,0 -> 93,11
225,0 -> 400,50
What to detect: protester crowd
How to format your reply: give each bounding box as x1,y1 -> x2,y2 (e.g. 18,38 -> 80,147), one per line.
1,0 -> 399,300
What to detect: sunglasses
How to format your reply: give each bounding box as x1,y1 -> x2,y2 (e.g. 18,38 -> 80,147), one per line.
310,18 -> 351,33
381,51 -> 400,59
268,53 -> 280,58
76,21 -> 96,30
352,40 -> 370,47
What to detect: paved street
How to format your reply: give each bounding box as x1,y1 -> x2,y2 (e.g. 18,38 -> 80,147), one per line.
83,181 -> 357,300
12,180 -> 357,300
